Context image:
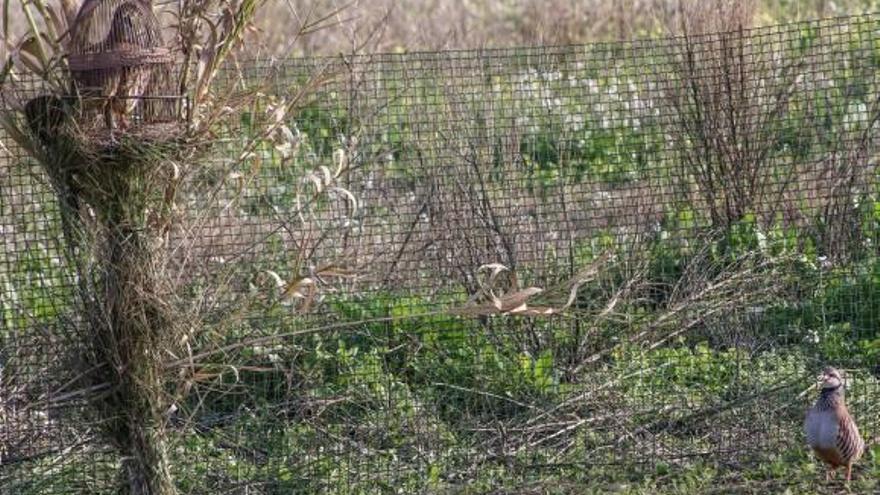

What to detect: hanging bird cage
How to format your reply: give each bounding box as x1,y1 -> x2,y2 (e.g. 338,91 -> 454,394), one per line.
68,0 -> 181,133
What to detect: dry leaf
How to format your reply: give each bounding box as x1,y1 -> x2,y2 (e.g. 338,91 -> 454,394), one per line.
281,276 -> 314,300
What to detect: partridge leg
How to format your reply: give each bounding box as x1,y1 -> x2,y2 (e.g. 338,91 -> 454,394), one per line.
845,464 -> 852,482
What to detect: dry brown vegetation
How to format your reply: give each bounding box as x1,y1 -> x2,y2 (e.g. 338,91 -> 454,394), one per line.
1,0 -> 874,59
250,0 -> 878,55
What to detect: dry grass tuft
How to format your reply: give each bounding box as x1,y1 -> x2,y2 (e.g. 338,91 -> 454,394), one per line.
73,136 -> 184,494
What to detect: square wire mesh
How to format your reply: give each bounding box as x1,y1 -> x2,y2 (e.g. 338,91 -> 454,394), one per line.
2,13 -> 880,494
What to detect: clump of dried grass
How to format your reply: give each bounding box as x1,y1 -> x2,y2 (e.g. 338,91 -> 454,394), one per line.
11,91 -> 198,493
72,137 -> 183,494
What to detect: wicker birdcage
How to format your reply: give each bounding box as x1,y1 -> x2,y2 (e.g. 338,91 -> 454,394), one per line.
68,0 -> 180,133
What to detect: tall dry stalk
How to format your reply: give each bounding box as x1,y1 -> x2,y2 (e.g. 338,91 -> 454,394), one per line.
661,0 -> 802,229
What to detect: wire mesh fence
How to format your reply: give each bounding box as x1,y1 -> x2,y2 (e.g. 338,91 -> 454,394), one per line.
2,12 -> 880,494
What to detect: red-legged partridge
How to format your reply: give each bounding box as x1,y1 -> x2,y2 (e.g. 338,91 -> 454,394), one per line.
804,367 -> 865,481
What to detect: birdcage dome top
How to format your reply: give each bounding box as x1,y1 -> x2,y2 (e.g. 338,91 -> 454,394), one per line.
68,0 -> 172,72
